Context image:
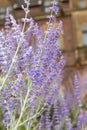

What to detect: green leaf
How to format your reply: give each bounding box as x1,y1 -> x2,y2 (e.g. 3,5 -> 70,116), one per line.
69,106 -> 79,127
18,125 -> 26,130
0,107 -> 6,130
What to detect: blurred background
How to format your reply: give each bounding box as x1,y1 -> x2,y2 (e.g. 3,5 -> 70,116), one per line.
0,0 -> 87,88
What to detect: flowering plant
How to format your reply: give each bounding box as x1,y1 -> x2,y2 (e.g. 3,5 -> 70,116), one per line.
0,0 -> 87,130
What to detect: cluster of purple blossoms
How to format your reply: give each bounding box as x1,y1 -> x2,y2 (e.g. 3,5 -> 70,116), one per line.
0,0 -> 87,130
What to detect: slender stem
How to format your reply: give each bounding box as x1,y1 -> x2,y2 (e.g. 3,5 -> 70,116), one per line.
0,37 -> 23,91
0,1 -> 30,92
37,3 -> 55,65
14,79 -> 32,130
18,108 -> 43,127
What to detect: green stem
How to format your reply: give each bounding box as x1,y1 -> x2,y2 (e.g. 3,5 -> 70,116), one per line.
37,3 -> 55,65
18,108 -> 43,127
0,1 -> 30,92
14,79 -> 32,130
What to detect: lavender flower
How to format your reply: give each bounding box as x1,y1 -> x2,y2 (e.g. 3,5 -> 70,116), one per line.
0,0 -> 66,128
73,75 -> 82,107
1,0 -> 87,130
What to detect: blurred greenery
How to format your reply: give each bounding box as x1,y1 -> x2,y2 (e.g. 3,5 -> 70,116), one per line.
0,78 -> 5,130
69,106 -> 79,128
0,77 -> 4,84
18,125 -> 26,130
0,107 -> 5,130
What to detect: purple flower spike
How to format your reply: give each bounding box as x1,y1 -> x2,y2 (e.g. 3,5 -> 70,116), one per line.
74,75 -> 82,107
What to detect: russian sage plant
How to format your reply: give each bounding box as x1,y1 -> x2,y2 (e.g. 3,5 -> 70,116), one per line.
0,0 -> 87,130
0,0 -> 65,130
